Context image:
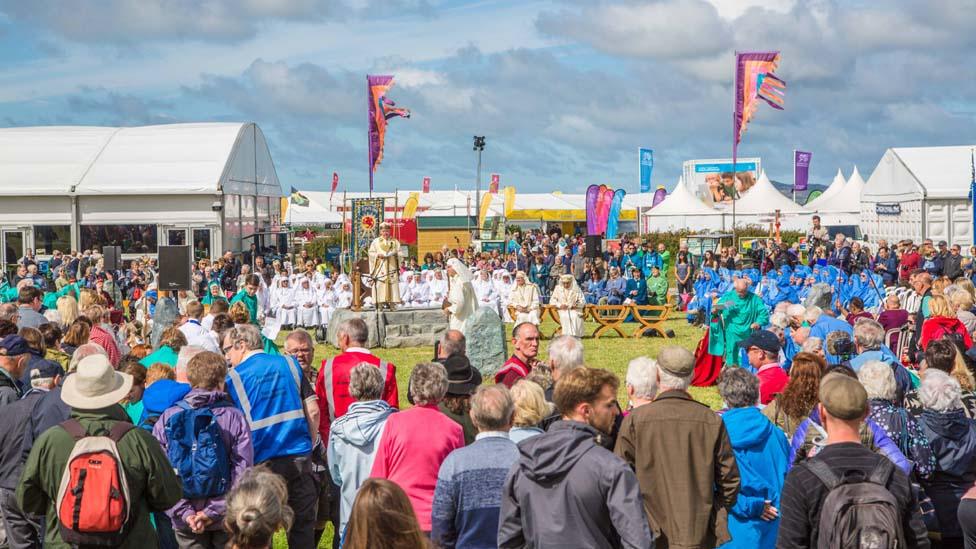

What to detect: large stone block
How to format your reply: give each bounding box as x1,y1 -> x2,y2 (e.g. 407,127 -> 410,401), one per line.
325,307 -> 450,349
465,306 -> 508,376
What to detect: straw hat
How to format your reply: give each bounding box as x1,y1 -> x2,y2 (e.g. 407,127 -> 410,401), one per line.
61,355 -> 133,410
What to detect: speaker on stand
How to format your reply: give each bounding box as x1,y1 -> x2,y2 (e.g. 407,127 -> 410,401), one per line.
584,235 -> 603,259
157,246 -> 193,291
102,246 -> 122,272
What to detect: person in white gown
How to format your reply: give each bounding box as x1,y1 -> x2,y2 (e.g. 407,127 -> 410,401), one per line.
335,280 -> 353,309
495,270 -> 515,322
294,277 -> 319,328
472,269 -> 499,313
445,258 -> 480,333
317,279 -> 337,326
549,274 -> 586,337
509,271 -> 541,325
271,278 -> 297,328
428,269 -> 448,306
406,272 -> 430,308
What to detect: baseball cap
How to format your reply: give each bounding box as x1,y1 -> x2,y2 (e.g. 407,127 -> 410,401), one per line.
657,345 -> 694,378
738,329 -> 781,354
30,360 -> 65,380
939,241 -> 948,247
0,335 -> 32,356
819,373 -> 868,420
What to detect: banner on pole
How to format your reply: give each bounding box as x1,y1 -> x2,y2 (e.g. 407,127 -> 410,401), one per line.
422,176 -> 430,193
330,172 -> 339,200
639,148 -> 654,193
794,151 -> 811,192
350,198 -> 384,258
490,173 -> 500,194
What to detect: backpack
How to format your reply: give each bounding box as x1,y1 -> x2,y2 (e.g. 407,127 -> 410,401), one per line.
55,419 -> 134,546
807,458 -> 905,549
164,400 -> 233,499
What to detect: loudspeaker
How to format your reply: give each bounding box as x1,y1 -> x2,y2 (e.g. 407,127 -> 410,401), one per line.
584,235 -> 603,259
102,246 -> 122,271
157,245 -> 192,291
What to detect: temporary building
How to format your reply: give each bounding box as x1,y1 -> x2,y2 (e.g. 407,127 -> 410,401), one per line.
643,177 -> 725,231
861,145 -> 976,247
284,196 -> 343,227
805,169 -> 846,209
0,122 -> 282,266
806,167 -> 864,228
726,171 -> 811,230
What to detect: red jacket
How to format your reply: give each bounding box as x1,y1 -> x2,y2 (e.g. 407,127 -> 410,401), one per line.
315,349 -> 399,441
899,251 -> 920,281
494,355 -> 532,388
756,363 -> 789,405
920,316 -> 973,350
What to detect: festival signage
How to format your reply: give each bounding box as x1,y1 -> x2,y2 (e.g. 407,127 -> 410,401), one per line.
876,203 -> 902,216
639,148 -> 654,193
682,157 -> 762,208
350,198 -> 384,257
794,150 -> 811,192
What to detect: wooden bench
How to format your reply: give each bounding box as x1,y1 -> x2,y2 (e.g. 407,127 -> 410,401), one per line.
506,305 -> 566,338
586,305 -> 630,339
631,304 -> 672,338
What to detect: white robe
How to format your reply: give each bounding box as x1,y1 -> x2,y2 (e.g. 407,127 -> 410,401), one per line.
406,281 -> 431,308
335,286 -> 353,309
472,277 -> 499,312
271,285 -> 297,326
447,276 -> 479,333
294,284 -> 319,327
367,236 -> 401,305
318,285 -> 337,326
496,279 -> 514,322
550,283 -> 586,337
509,283 -> 541,325
429,277 -> 448,306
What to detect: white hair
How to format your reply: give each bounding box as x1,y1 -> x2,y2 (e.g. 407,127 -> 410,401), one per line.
787,304 -> 807,318
175,345 -> 206,381
801,337 -> 823,353
857,360 -> 897,401
657,368 -> 691,392
625,357 -> 658,400
769,312 -> 789,329
548,335 -> 584,376
804,306 -> 823,325
919,369 -> 963,413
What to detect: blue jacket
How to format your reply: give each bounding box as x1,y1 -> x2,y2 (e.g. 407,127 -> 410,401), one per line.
719,408 -> 788,549
809,314 -> 853,364
328,400 -> 395,531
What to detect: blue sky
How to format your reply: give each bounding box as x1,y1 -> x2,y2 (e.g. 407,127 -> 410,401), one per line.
0,0 -> 973,195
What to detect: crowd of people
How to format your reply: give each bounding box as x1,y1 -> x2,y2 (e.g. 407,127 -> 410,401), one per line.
2,219 -> 976,548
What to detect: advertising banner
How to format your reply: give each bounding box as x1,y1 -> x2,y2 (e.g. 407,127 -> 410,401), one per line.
639,148 -> 653,193
794,150 -> 811,192
682,157 -> 761,208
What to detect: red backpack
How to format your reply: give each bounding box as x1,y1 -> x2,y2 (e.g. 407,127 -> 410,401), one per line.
55,419 -> 134,546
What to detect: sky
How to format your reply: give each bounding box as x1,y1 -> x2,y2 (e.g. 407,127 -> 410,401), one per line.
0,0 -> 974,195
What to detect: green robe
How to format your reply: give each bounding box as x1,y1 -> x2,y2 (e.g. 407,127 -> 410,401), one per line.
42,282 -> 81,310
139,345 -> 179,368
230,290 -> 258,325
659,250 -> 672,278
708,290 -> 769,367
0,283 -> 17,303
647,275 -> 668,306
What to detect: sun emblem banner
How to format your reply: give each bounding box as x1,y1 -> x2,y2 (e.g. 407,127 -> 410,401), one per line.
351,198 -> 385,257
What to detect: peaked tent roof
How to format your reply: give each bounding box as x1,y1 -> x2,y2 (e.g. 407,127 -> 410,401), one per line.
805,168 -> 846,209
0,122 -> 281,196
863,145 -> 976,201
815,166 -> 866,213
730,171 -> 809,215
644,177 -> 720,217
286,195 -> 343,225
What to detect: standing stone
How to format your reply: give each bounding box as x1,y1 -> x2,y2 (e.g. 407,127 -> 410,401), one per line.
151,297 -> 180,348
804,282 -> 834,310
465,306 -> 508,376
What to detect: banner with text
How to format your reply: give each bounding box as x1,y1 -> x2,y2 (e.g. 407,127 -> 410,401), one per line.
639,148 -> 654,193
794,150 -> 811,192
682,157 -> 761,208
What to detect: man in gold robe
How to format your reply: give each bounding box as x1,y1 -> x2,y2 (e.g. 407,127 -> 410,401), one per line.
367,222 -> 401,308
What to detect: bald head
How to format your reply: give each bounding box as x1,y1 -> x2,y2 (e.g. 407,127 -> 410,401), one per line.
734,278 -> 749,295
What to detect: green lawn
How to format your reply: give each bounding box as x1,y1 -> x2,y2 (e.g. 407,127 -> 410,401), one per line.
272,316 -> 718,548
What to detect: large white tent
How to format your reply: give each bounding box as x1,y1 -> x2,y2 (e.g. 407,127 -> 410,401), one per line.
814,166 -> 865,214
0,122 -> 281,260
643,177 -> 725,231
861,145 -> 976,246
805,169 -> 846,210
285,196 -> 343,226
726,171 -> 811,230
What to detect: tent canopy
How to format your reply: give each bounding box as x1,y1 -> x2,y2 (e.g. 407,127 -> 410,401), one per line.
730,171 -> 809,215
285,196 -> 343,225
644,177 -> 721,217
806,168 -> 846,209
863,145 -> 976,201
815,166 -> 866,214
0,122 -> 281,196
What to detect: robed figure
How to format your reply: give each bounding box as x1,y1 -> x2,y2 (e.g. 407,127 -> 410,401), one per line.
367,222 -> 401,308
444,258 -> 479,333
708,277 -> 769,367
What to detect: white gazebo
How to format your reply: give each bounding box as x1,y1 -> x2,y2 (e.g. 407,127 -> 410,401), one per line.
643,177 -> 725,231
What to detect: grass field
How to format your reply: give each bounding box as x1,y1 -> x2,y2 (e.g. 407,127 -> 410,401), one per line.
272,316 -> 717,548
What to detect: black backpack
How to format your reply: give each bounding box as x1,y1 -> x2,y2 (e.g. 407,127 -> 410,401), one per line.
807,458 -> 905,549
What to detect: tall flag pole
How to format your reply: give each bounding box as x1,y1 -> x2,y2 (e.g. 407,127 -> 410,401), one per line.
970,147 -> 975,249
732,51 -> 785,238
367,74 -> 410,195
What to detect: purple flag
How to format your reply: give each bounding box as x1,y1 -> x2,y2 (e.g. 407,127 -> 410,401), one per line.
794,150 -> 811,192
651,186 -> 667,208
585,184 -> 600,235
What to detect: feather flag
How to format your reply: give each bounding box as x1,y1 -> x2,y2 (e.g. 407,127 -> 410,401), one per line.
490,173 -> 500,194
367,75 -> 410,191
289,186 -> 309,207
597,186 -> 615,234
593,185 -> 609,234
733,51 -> 785,151
651,186 -> 667,208
504,186 -> 516,217
422,176 -> 431,193
585,185 -> 600,235
329,172 -> 339,201
402,192 -> 420,219
606,189 -> 626,239
478,192 -> 494,229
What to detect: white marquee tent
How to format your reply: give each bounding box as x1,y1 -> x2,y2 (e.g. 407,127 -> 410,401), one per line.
805,169 -> 846,210
726,171 -> 811,230
643,177 -> 725,231
861,145 -> 976,247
